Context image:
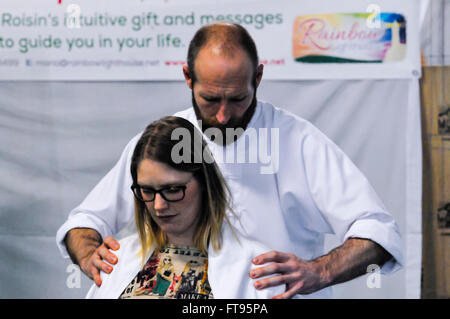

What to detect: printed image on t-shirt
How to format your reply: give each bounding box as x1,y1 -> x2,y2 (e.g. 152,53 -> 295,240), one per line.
119,245 -> 213,299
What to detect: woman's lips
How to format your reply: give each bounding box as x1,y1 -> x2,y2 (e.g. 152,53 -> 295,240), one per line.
157,215 -> 176,222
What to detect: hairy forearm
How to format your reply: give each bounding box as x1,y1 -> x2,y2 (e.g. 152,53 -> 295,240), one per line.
64,228 -> 102,266
313,238 -> 392,289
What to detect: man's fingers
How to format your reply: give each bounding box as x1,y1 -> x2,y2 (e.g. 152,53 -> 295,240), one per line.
250,261 -> 297,279
254,272 -> 298,290
90,266 -> 102,287
271,282 -> 303,299
254,274 -> 287,290
252,251 -> 292,265
97,244 -> 118,265
250,259 -> 300,279
103,236 -> 120,251
92,254 -> 114,274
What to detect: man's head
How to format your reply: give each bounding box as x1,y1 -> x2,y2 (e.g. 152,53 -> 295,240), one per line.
183,23 -> 264,140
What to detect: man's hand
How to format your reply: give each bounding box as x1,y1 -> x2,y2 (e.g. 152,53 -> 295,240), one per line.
64,228 -> 120,287
78,236 -> 120,287
250,251 -> 328,299
250,238 -> 392,299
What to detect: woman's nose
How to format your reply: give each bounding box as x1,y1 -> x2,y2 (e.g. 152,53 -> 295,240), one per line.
153,193 -> 168,210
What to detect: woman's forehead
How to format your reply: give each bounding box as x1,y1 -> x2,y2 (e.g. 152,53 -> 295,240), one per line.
137,159 -> 192,186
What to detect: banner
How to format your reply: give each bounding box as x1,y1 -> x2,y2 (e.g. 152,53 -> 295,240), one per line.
0,0 -> 421,80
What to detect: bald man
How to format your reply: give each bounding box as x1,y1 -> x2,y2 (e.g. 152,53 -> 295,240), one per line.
57,23 -> 403,299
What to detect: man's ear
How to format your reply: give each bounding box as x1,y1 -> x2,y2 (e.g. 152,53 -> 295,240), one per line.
255,64 -> 264,88
183,65 -> 193,89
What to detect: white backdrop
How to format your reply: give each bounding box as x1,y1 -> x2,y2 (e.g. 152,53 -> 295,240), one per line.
0,78 -> 421,298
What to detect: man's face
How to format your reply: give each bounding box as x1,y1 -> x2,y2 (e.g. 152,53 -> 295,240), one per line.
184,46 -> 263,140
191,89 -> 257,137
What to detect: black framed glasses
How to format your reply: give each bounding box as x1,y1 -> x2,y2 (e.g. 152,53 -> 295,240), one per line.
131,178 -> 193,203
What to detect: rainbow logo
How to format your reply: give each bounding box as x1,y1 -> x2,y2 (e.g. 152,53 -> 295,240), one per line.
293,13 -> 406,63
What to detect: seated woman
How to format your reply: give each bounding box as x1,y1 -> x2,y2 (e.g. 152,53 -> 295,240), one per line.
86,116 -> 283,299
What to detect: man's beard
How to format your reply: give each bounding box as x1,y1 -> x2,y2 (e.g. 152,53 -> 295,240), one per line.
191,90 -> 257,145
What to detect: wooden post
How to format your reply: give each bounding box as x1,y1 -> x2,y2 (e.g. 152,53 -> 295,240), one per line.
420,65 -> 450,298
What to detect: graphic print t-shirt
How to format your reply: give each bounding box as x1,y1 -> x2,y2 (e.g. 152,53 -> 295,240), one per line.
119,245 -> 213,299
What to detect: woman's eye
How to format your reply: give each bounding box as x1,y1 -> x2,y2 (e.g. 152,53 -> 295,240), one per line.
166,187 -> 182,193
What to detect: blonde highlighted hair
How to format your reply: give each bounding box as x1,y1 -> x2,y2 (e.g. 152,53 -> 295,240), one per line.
130,116 -> 235,263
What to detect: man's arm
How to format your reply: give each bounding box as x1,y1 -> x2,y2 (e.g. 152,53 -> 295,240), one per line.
64,228 -> 120,287
313,237 -> 391,289
250,237 -> 392,299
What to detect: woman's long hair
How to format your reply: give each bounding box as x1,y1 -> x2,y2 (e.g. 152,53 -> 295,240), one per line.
130,116 -> 234,262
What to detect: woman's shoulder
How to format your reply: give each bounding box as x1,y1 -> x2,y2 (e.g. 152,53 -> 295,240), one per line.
102,233 -> 141,262
117,233 -> 141,252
